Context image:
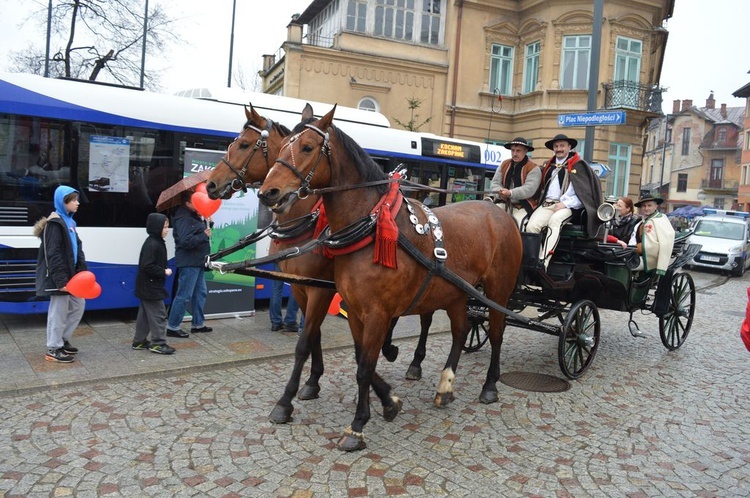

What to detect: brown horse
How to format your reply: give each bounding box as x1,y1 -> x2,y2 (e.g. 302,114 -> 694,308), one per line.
205,105 -> 433,425
258,105 -> 522,451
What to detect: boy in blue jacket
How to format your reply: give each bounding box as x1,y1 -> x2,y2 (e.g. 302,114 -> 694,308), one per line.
132,213 -> 176,354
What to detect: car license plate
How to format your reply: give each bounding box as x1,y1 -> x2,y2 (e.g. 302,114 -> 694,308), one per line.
701,255 -> 720,262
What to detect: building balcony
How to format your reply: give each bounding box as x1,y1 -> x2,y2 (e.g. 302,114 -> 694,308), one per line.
603,80 -> 664,114
700,179 -> 739,195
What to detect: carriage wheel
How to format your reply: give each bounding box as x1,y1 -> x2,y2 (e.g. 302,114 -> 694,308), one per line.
558,300 -> 601,380
659,272 -> 695,350
464,304 -> 489,353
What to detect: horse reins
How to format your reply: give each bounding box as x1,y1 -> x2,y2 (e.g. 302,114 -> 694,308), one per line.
220,117 -> 275,193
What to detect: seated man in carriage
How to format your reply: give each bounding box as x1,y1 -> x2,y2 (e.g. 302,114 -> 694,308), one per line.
628,195 -> 675,275
525,134 -> 602,268
483,137 -> 541,229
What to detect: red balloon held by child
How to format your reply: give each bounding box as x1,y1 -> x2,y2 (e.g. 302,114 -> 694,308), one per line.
66,270 -> 101,299
194,182 -> 208,194
191,191 -> 221,218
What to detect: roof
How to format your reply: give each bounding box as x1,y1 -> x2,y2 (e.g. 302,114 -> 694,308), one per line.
733,81 -> 750,98
297,0 -> 331,24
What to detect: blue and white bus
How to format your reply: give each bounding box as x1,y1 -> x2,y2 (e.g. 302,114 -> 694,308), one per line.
0,72 -> 509,314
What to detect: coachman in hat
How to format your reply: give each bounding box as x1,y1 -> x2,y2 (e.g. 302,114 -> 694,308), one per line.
525,133 -> 603,268
484,137 -> 541,228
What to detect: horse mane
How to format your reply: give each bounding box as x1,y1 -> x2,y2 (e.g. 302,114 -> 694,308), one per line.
292,118 -> 389,195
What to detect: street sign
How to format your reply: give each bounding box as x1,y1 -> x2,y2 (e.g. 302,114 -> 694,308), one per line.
589,162 -> 612,179
557,111 -> 626,127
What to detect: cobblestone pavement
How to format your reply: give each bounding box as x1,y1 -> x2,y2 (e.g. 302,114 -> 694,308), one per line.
0,270 -> 748,497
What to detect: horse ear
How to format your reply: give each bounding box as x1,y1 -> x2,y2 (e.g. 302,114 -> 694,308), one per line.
245,103 -> 262,124
301,103 -> 314,121
318,104 -> 337,131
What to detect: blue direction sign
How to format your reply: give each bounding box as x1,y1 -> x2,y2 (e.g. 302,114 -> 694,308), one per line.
558,111 -> 626,127
589,162 -> 612,179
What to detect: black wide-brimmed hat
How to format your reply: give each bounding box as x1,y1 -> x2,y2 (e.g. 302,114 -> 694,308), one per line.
544,133 -> 578,150
634,195 -> 664,207
503,137 -> 534,151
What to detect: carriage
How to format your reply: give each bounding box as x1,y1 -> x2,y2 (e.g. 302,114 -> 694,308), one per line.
463,218 -> 699,379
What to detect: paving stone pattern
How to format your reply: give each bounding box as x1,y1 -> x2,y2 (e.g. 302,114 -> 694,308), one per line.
0,270 -> 748,496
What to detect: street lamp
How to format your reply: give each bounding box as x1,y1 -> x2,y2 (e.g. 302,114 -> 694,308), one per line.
227,0 -> 237,87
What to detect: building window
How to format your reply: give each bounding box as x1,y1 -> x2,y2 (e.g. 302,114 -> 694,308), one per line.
489,44 -> 514,96
420,0 -> 441,44
358,97 -> 380,112
346,0 -> 368,32
746,131 -> 750,150
744,165 -> 750,185
710,158 -> 724,188
681,128 -> 691,155
308,0 -> 338,47
717,127 -> 726,145
715,197 -> 725,209
606,142 -> 631,197
375,0 -> 416,41
523,41 -> 540,94
612,36 -> 642,107
561,35 -> 591,89
677,173 -> 688,192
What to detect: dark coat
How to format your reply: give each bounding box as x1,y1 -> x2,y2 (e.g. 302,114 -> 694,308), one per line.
135,213 -> 169,301
568,158 -> 604,237
34,213 -> 87,296
171,206 -> 210,268
610,213 -> 640,243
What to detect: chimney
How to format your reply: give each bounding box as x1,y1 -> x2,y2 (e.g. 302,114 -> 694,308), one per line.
673,99 -> 681,114
721,103 -> 727,118
706,92 -> 715,109
681,99 -> 693,112
287,14 -> 303,44
262,54 -> 276,72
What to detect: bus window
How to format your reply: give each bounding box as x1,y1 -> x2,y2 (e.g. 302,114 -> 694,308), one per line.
446,165 -> 479,203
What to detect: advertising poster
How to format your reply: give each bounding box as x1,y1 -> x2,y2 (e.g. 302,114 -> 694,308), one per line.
88,135 -> 130,192
182,148 -> 257,318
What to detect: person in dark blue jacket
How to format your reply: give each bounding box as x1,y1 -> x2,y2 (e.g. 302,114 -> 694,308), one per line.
132,213 -> 175,354
34,185 -> 87,363
166,191 -> 213,337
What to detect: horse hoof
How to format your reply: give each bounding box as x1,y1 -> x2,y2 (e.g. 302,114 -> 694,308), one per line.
405,365 -> 422,381
434,392 -> 455,408
479,390 -> 498,405
337,431 -> 366,452
297,384 -> 321,401
382,344 -> 399,362
382,397 -> 402,422
269,404 -> 294,424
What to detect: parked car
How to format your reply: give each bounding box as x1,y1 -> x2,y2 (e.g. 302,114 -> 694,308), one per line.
688,209 -> 750,277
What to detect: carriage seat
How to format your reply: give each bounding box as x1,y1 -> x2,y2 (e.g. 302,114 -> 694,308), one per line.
560,208 -> 587,238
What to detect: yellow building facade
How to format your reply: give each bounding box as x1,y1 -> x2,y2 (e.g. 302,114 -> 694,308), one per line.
262,0 -> 674,199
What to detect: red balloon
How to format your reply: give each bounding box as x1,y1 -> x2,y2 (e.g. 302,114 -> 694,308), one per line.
79,282 -> 102,300
191,191 -> 221,218
195,182 -> 208,194
327,293 -> 343,315
66,271 -> 97,299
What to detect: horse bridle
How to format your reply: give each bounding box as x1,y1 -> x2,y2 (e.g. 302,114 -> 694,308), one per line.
219,117 -> 275,193
273,123 -> 330,200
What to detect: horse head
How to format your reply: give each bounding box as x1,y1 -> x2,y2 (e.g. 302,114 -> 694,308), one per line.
206,104 -> 289,200
258,104 -> 336,213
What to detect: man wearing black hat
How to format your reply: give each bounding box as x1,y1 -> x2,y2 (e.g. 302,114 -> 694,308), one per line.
484,137 -> 541,228
525,133 -> 602,268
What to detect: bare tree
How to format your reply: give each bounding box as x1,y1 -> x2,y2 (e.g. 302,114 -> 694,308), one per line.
9,0 -> 182,90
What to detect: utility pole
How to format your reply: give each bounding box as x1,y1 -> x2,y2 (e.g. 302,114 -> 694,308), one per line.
140,0 -> 149,88
658,115 -> 670,200
227,0 -> 237,87
584,0 -> 604,163
44,0 -> 52,77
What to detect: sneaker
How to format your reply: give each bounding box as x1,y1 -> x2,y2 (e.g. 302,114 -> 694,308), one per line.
166,328 -> 189,338
149,343 -> 176,355
62,340 -> 78,355
190,325 -> 213,333
45,348 -> 74,363
132,340 -> 151,350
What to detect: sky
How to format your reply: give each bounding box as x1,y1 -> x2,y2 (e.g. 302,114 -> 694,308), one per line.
0,0 -> 747,114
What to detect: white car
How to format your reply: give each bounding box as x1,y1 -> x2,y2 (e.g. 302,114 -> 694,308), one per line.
688,209 -> 750,277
